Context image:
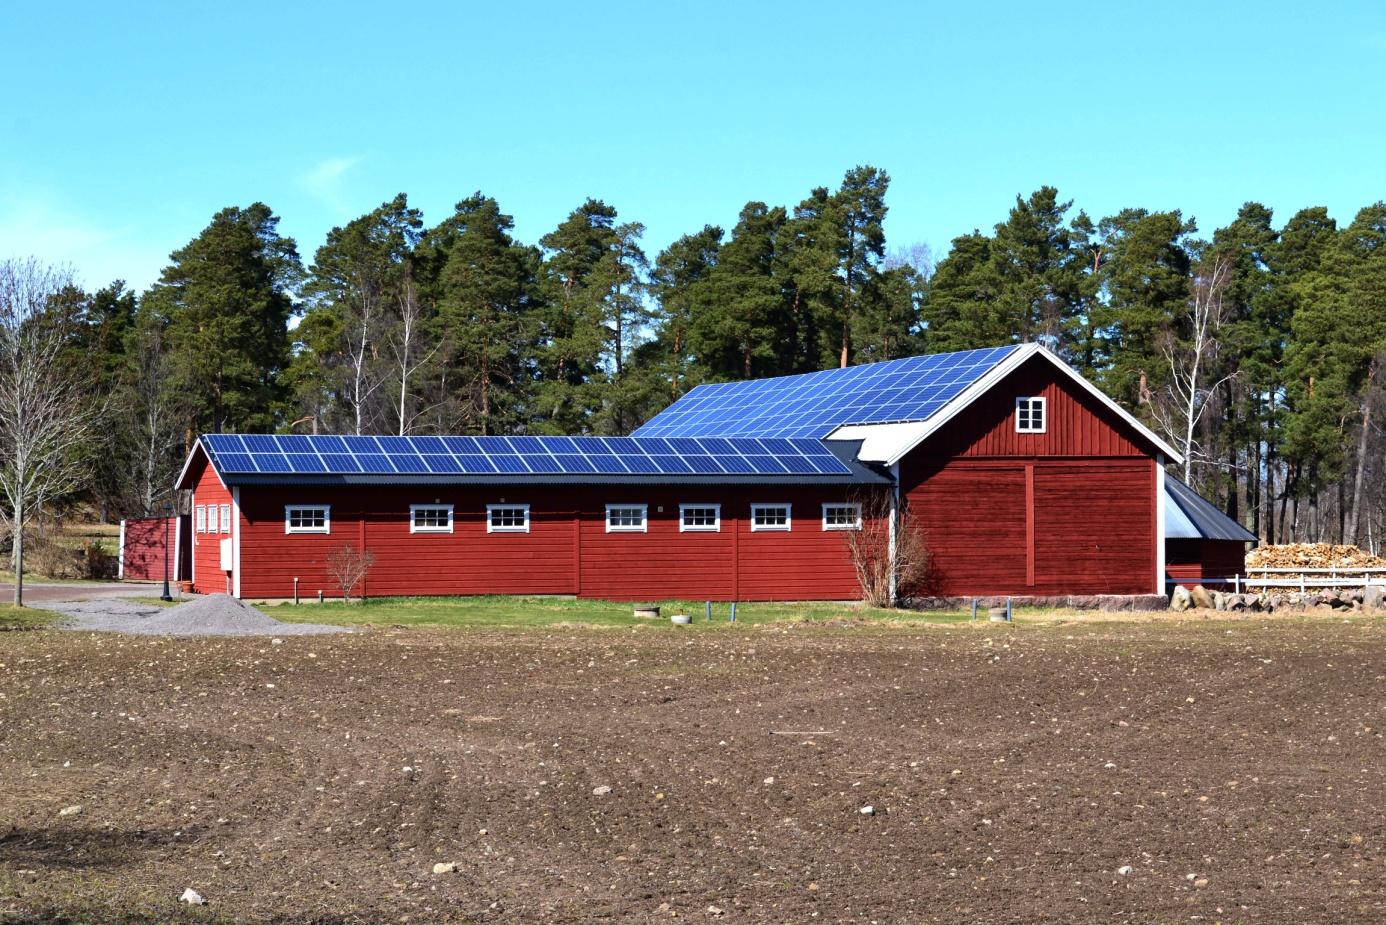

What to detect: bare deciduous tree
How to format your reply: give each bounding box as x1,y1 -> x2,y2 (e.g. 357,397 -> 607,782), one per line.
0,258 -> 105,605
841,489 -> 932,607
1149,256 -> 1237,481
127,325 -> 183,516
390,275 -> 438,435
326,543 -> 375,603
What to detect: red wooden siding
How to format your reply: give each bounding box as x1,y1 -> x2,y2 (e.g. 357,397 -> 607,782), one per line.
236,486 -> 578,600
221,480 -> 874,602
1031,462 -> 1154,595
1166,539 -> 1247,587
120,516 -> 181,582
924,355 -> 1149,459
187,454 -> 234,595
908,463 -> 1028,594
900,354 -> 1159,596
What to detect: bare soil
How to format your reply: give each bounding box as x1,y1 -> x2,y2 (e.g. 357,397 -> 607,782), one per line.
1,618 -> 1384,923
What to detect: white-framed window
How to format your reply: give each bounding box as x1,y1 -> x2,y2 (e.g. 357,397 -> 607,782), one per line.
285,505 -> 330,534
487,504 -> 530,533
679,503 -> 721,532
822,502 -> 863,531
751,503 -> 791,532
605,504 -> 648,533
219,503 -> 231,534
410,503 -> 454,534
1016,396 -> 1047,433
194,505 -> 206,533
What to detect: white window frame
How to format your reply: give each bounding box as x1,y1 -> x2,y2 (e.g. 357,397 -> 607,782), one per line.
605,503 -> 649,533
1016,396 -> 1047,433
751,503 -> 792,532
195,505 -> 206,533
821,502 -> 863,531
284,504 -> 331,535
487,503 -> 530,534
679,503 -> 721,533
410,503 -> 454,534
219,503 -> 231,534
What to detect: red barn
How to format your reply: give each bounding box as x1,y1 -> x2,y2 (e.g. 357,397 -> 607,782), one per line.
175,344 -> 1235,602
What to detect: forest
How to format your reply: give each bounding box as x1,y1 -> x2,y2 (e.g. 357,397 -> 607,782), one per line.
5,166 -> 1384,549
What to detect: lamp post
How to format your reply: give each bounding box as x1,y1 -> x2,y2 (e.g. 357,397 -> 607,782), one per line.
159,498 -> 173,602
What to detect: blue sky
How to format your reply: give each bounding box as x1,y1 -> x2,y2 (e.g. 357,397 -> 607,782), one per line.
2,1 -> 1383,291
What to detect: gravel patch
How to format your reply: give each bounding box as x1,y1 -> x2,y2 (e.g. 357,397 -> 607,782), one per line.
41,594 -> 348,636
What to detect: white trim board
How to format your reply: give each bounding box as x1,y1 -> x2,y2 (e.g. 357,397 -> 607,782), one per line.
826,343 -> 1183,467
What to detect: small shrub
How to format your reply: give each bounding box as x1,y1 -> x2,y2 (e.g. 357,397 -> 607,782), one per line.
326,544 -> 376,603
842,490 -> 933,607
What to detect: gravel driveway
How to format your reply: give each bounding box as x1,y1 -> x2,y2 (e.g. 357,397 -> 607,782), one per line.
36,593 -> 348,636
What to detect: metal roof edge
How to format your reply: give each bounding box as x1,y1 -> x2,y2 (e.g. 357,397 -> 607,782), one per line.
1165,474 -> 1257,542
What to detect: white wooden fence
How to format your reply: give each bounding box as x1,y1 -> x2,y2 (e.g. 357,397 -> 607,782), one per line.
1174,566 -> 1385,594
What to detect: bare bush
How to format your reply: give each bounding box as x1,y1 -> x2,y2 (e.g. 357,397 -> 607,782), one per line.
326,544 -> 375,603
842,490 -> 932,607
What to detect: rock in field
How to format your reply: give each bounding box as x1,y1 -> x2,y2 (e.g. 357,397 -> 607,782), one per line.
592,785 -> 612,796
180,888 -> 206,905
1189,586 -> 1214,610
1364,585 -> 1386,612
57,805 -> 82,817
1170,586 -> 1192,612
433,862 -> 458,875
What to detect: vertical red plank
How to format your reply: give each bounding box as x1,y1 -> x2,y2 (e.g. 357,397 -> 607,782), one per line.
1025,463 -> 1035,587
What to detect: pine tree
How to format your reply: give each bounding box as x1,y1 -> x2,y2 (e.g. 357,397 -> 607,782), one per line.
921,232 -> 1008,351
690,202 -> 788,380
298,194 -> 422,434
649,225 -> 722,400
420,194 -> 541,435
150,203 -> 302,437
824,166 -> 889,367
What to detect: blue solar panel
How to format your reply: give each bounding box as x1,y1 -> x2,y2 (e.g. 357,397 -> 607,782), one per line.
243,434 -> 280,453
218,452 -> 255,472
450,454 -> 492,472
390,454 -> 428,474
200,432 -> 856,478
633,345 -> 1019,439
252,453 -> 289,472
355,453 -> 393,473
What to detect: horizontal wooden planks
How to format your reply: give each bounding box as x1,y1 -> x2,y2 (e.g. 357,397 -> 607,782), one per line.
231,482 -> 875,601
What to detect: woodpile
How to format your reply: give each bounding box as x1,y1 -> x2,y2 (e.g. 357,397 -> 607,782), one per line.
1245,543 -> 1386,571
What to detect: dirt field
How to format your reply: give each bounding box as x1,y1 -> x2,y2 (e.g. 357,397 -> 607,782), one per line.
2,617 -> 1384,923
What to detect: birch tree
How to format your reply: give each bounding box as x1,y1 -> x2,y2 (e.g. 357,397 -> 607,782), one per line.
0,259 -> 104,605
1150,255 -> 1236,481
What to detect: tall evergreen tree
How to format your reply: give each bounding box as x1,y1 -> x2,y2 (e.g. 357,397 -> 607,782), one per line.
690,202 -> 788,380
649,225 -> 722,400
420,194 -> 541,435
148,203 -> 301,437
296,194 -> 423,434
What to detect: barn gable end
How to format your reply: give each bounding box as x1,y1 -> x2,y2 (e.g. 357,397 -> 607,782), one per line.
898,354 -> 1161,597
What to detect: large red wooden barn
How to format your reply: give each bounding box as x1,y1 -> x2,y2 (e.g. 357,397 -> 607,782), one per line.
175,343 -> 1246,602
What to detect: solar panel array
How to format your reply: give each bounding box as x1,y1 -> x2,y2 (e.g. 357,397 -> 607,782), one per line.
201,433 -> 854,477
633,345 -> 1020,439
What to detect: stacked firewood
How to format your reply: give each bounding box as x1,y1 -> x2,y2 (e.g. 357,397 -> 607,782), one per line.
1246,543 -> 1386,571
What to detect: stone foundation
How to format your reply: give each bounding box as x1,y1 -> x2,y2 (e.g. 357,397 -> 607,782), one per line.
911,594 -> 1169,612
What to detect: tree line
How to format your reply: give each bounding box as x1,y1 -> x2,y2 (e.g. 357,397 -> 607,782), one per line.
5,166 -> 1383,550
